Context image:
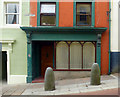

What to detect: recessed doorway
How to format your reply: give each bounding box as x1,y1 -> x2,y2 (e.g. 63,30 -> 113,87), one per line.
2,51 -> 7,83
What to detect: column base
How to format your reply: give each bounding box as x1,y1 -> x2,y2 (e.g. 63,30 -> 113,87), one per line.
27,76 -> 32,83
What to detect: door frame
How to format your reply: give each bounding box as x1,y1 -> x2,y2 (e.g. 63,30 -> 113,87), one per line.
1,40 -> 15,84
2,50 -> 10,84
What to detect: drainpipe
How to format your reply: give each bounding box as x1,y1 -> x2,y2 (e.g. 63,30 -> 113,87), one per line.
108,0 -> 111,74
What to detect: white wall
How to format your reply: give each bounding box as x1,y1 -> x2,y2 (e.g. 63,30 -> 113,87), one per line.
118,0 -> 120,51
111,0 -> 119,52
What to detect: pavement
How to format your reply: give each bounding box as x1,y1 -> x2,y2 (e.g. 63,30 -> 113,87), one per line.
1,73 -> 119,95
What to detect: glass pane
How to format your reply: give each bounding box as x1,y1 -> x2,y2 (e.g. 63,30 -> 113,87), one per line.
77,4 -> 91,15
6,15 -> 19,24
6,3 -> 19,13
41,4 -> 55,13
56,42 -> 68,69
83,42 -> 95,69
77,15 -> 91,25
41,15 -> 56,25
70,42 -> 82,69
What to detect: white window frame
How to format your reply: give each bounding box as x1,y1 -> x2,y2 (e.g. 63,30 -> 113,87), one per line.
2,0 -> 21,28
5,3 -> 19,24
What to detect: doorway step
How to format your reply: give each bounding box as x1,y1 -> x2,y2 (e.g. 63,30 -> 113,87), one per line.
32,77 -> 44,83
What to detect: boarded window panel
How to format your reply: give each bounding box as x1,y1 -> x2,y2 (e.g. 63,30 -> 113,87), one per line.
56,42 -> 68,69
83,42 -> 95,69
41,4 -> 55,13
70,42 -> 82,69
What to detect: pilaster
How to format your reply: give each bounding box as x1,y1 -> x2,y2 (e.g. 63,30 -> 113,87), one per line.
26,32 -> 33,83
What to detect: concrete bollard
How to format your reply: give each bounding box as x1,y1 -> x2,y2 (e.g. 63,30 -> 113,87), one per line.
90,63 -> 101,85
44,67 -> 55,91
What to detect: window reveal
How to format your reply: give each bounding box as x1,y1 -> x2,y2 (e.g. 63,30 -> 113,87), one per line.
54,41 -> 96,70
5,3 -> 19,24
40,3 -> 56,26
76,3 -> 91,26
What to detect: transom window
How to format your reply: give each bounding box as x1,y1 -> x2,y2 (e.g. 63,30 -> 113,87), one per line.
5,3 -> 19,24
40,3 -> 56,26
55,41 -> 96,70
76,3 -> 91,26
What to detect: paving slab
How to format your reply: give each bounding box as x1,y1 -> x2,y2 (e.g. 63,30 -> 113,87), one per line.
1,74 -> 119,95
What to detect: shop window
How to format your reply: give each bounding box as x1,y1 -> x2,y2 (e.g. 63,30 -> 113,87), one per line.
40,3 -> 56,26
83,42 -> 95,69
5,3 -> 19,24
56,41 -> 68,69
76,3 -> 91,26
55,41 -> 95,70
70,42 -> 82,69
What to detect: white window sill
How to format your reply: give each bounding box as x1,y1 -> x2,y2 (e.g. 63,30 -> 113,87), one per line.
1,24 -> 20,28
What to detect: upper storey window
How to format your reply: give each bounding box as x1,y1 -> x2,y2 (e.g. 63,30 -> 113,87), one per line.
76,3 -> 91,26
40,3 -> 56,26
5,3 -> 19,24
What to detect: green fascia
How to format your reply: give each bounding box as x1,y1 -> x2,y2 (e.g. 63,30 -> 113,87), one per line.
20,26 -> 107,34
32,33 -> 97,41
37,0 -> 59,26
73,0 -> 95,27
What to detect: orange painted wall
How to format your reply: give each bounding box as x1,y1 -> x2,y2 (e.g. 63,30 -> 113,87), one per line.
29,0 -> 110,74
30,0 -> 37,27
59,0 -> 73,27
95,1 -> 109,74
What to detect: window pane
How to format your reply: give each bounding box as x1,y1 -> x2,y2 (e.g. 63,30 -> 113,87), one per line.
6,3 -> 19,13
70,42 -> 82,69
6,14 -> 19,24
41,4 -> 55,13
77,4 -> 91,15
77,15 -> 91,25
41,15 -> 56,25
56,42 -> 68,69
83,42 -> 95,69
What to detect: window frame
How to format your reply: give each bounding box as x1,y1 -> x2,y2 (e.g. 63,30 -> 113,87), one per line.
54,41 -> 96,71
76,2 -> 92,26
40,2 -> 56,26
5,2 -> 19,25
3,2 -> 20,27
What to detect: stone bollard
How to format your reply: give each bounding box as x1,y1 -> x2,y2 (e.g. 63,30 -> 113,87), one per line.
44,67 -> 55,91
90,63 -> 101,85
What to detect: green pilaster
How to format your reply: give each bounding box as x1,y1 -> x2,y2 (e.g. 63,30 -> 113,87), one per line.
96,34 -> 101,70
37,0 -> 40,26
108,0 -> 111,74
26,33 -> 32,83
73,1 -> 76,27
56,2 -> 59,27
92,0 -> 95,27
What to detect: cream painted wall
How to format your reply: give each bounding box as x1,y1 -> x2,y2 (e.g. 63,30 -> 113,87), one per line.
0,0 -> 30,84
111,0 -> 119,52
